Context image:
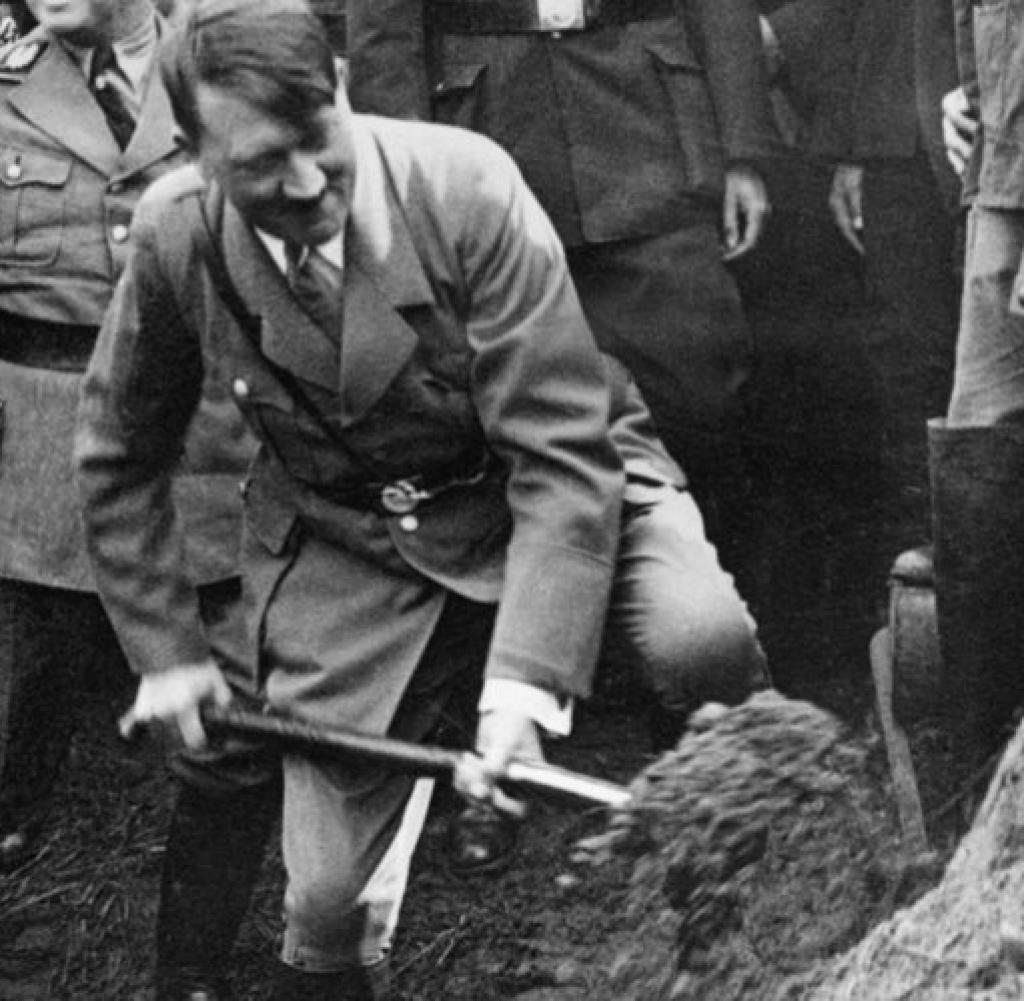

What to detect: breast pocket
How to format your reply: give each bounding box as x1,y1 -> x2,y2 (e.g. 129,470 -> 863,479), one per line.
972,1 -> 1024,135
0,147 -> 72,266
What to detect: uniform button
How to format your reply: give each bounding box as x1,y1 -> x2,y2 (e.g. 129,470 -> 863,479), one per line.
399,514 -> 419,532
109,180 -> 124,194
232,377 -> 250,400
110,223 -> 130,243
5,162 -> 22,181
551,31 -> 562,38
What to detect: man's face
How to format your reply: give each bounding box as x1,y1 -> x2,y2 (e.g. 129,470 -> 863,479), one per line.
27,0 -> 118,43
195,85 -> 356,249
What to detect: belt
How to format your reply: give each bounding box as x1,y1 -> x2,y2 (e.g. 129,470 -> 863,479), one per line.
314,451 -> 500,516
429,0 -> 675,34
0,313 -> 97,372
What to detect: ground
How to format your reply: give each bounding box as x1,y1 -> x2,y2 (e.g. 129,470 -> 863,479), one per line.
0,522 -> 980,1001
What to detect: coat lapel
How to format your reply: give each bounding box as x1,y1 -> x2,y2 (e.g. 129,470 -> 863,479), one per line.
7,34 -> 119,176
221,201 -> 341,392
114,53 -> 179,180
337,119 -> 436,426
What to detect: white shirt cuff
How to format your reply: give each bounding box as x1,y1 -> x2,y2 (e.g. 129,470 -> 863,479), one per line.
478,679 -> 573,737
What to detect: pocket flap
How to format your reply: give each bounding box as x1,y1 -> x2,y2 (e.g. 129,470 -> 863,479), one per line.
244,471 -> 298,556
0,147 -> 72,188
644,36 -> 704,74
432,61 -> 487,97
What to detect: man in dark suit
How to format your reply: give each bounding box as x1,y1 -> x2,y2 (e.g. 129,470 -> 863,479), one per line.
345,0 -> 780,561
771,0 -> 962,543
75,2 -> 766,997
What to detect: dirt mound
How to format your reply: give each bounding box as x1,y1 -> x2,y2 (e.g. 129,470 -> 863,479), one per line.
568,690 -> 935,1001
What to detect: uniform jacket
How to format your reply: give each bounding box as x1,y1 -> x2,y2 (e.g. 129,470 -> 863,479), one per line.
0,23 -> 252,589
771,0 -> 959,205
953,0 -> 1024,208
76,114 -> 630,717
346,0 -> 780,247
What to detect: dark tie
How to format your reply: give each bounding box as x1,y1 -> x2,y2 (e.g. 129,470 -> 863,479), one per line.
89,44 -> 136,150
285,243 -> 343,346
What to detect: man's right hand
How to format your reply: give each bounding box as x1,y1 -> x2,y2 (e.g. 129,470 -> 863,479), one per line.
127,659 -> 233,749
828,163 -> 865,255
942,86 -> 978,177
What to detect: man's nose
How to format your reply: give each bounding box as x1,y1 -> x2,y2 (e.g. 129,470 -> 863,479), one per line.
281,152 -> 326,201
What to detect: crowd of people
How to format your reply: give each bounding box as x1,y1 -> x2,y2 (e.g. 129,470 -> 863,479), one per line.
0,1 -> 1020,1000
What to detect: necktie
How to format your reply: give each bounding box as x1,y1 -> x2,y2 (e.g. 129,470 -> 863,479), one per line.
89,44 -> 136,151
285,244 -> 343,346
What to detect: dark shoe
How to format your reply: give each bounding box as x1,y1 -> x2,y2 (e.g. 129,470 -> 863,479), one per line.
155,968 -> 229,1001
446,802 -> 518,878
270,960 -> 384,1001
0,826 -> 36,872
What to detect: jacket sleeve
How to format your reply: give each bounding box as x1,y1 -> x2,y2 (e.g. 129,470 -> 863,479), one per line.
953,0 -> 976,108
449,139 -> 625,699
346,0 -> 431,118
74,198 -> 211,676
689,0 -> 783,166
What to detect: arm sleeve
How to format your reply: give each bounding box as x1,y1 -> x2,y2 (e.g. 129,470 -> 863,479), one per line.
451,142 -> 625,699
689,0 -> 783,166
74,203 -> 211,675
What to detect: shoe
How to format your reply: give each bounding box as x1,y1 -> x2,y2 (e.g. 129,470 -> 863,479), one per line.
446,802 -> 519,878
155,970 -> 229,1001
0,827 -> 34,872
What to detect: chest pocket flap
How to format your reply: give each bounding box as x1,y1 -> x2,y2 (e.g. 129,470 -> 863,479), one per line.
0,147 -> 72,188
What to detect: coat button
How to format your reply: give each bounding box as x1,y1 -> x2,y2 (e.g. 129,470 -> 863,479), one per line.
110,223 -> 130,243
399,514 -> 419,532
109,180 -> 124,194
232,377 -> 250,400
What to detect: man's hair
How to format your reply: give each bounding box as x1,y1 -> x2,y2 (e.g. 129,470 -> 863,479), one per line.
160,0 -> 338,146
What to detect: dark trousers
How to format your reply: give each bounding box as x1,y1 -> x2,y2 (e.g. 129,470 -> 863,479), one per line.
0,580 -> 120,830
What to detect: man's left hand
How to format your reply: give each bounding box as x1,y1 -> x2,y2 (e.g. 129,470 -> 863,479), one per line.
454,707 -> 543,818
722,165 -> 770,261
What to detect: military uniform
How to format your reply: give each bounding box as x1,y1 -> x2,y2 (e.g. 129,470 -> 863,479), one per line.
0,23 -> 251,853
346,0 -> 781,536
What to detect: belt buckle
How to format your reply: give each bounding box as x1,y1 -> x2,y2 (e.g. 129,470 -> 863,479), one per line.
380,479 -> 425,515
536,0 -> 586,31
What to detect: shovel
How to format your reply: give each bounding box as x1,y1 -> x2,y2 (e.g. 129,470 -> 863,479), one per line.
121,704 -> 633,810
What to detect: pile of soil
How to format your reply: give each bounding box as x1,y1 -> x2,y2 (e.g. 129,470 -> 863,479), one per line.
556,691 -> 940,1001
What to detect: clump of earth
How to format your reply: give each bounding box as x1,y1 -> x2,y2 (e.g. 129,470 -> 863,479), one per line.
559,690 -> 942,1001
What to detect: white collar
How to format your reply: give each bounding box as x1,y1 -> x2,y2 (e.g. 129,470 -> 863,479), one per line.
257,229 -> 345,275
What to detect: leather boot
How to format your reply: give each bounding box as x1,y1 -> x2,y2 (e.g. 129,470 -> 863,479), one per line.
929,419 -> 1024,764
155,778 -> 281,1001
269,959 -> 390,1001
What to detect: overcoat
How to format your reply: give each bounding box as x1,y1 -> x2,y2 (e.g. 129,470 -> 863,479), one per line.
346,0 -> 779,248
76,114 -> 630,734
0,26 -> 252,589
771,0 -> 959,206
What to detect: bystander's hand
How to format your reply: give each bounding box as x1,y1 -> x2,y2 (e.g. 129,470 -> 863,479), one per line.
829,163 -> 865,255
942,86 -> 978,177
125,658 -> 233,750
722,164 -> 770,261
454,706 -> 543,819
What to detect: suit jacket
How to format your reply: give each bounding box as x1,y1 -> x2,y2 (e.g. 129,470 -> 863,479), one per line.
953,0 -> 1024,207
0,22 -> 252,590
346,0 -> 780,247
772,0 -> 959,204
76,114 -> 629,727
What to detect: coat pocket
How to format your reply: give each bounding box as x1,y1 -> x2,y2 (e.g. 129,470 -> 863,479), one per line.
430,61 -> 488,131
0,147 -> 72,266
645,38 -> 724,197
972,0 -> 1021,135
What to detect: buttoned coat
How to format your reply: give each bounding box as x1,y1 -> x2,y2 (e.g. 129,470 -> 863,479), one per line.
346,0 -> 779,247
76,114 -> 629,733
0,25 -> 252,589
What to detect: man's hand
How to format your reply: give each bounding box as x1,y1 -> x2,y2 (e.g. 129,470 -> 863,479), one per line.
454,707 -> 543,819
127,658 -> 233,749
828,163 -> 865,255
942,86 -> 978,177
722,165 -> 770,261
